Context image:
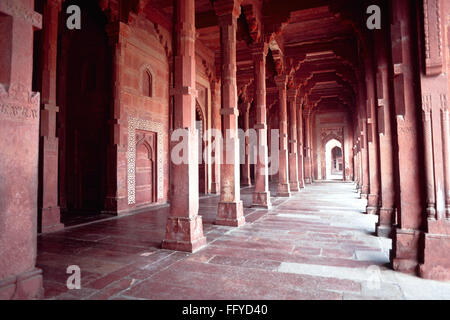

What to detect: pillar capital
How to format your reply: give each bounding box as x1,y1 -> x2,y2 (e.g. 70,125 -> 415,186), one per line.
274,75 -> 288,89
287,88 -> 298,101
250,42 -> 269,60
214,0 -> 242,21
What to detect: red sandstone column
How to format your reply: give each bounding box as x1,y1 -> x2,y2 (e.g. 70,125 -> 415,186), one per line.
374,27 -> 396,237
241,101 -> 252,186
162,0 -> 207,252
297,98 -> 305,188
214,0 -> 245,226
389,0 -> 424,273
288,88 -> 300,191
275,75 -> 291,197
251,42 -> 271,208
304,108 -> 313,184
0,0 -> 44,299
417,0 -> 450,280
38,0 -> 64,233
358,81 -> 370,199
364,53 -> 381,215
443,108 -> 450,220
211,79 -> 221,193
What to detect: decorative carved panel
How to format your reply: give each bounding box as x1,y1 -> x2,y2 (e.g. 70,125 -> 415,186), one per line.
128,117 -> 164,204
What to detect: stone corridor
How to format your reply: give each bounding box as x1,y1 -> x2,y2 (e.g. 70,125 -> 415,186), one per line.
37,183 -> 450,300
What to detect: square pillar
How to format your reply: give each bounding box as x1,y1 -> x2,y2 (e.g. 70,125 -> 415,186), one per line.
214,0 -> 245,227
0,0 -> 44,299
38,0 -> 64,233
251,42 -> 271,208
288,88 -> 300,191
275,75 -> 291,197
162,0 -> 207,252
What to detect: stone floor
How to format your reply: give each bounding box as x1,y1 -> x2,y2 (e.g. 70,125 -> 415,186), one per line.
37,182 -> 450,300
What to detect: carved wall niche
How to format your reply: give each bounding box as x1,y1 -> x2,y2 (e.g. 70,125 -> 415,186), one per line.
135,130 -> 157,206
127,117 -> 164,205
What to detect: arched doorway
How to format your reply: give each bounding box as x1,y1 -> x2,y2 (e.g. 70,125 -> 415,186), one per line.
325,139 -> 343,180
57,1 -> 111,224
196,103 -> 206,194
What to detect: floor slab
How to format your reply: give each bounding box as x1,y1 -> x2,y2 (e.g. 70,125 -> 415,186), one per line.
37,182 -> 450,300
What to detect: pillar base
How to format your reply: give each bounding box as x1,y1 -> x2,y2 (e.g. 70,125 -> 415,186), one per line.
162,216 -> 207,253
289,182 -> 300,192
304,178 -> 312,184
390,228 -> 421,274
298,180 -> 305,189
216,201 -> 245,227
418,227 -> 450,281
40,206 -> 64,233
252,191 -> 272,209
366,205 -> 379,215
376,225 -> 392,238
211,183 -> 220,194
277,183 -> 291,197
0,268 -> 43,300
376,207 -> 394,237
240,180 -> 252,187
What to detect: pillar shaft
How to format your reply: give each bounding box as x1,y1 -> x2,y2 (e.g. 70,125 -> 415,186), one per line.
297,99 -> 305,188
251,43 -> 271,208
288,89 -> 300,191
162,0 -> 206,252
443,108 -> 450,219
241,102 -> 252,186
389,0 -> 424,273
215,0 -> 245,226
374,27 -> 395,237
365,53 -> 381,215
304,110 -> 313,183
275,75 -> 291,197
211,79 -> 221,193
0,0 -> 44,299
38,0 -> 63,233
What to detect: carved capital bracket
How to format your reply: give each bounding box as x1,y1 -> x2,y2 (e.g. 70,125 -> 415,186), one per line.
423,0 -> 443,75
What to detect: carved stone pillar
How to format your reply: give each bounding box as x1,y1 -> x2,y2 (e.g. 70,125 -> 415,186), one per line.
288,88 -> 300,191
297,98 -> 305,188
162,0 -> 206,252
417,0 -> 450,280
38,0 -> 64,233
275,75 -> 291,197
0,0 -> 44,299
374,27 -> 396,237
422,95 -> 436,220
304,108 -> 313,184
389,0 -> 424,274
104,22 -> 129,215
443,106 -> 450,220
214,0 -> 245,226
210,79 -> 221,193
241,101 -> 252,187
251,42 -> 271,208
358,81 -> 370,199
364,53 -> 381,215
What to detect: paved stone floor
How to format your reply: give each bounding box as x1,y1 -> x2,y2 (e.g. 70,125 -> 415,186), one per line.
37,182 -> 450,300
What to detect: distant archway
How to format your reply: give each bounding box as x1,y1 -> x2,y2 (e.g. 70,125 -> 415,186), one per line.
325,139 -> 343,180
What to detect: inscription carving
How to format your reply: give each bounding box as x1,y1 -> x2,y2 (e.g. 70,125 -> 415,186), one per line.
0,83 -> 40,122
0,104 -> 38,120
0,0 -> 42,28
